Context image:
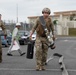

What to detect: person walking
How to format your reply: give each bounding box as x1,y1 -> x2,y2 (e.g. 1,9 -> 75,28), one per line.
29,7 -> 55,71
0,14 -> 7,63
7,22 -> 25,56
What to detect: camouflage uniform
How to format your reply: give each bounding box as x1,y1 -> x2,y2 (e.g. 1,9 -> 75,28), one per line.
0,20 -> 7,63
32,16 -> 54,70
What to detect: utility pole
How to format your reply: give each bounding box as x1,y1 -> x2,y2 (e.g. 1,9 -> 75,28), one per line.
16,4 -> 18,22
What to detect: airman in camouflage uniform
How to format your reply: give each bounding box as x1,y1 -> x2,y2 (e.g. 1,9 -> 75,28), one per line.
30,8 -> 55,71
0,14 -> 7,63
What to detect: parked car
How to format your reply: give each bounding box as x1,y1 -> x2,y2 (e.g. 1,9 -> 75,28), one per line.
6,30 -> 12,45
0,29 -> 12,47
18,31 -> 30,45
1,36 -> 8,47
31,32 -> 36,41
6,35 -> 12,45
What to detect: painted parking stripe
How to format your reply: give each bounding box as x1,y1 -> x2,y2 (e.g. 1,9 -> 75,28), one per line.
64,40 -> 68,41
0,68 -> 76,72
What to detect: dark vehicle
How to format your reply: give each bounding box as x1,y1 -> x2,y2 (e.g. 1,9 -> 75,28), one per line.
18,31 -> 30,45
6,35 -> 12,45
0,29 -> 12,47
1,36 -> 8,47
6,30 -> 12,45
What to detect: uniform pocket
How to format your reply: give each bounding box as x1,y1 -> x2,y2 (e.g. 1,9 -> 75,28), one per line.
35,38 -> 42,49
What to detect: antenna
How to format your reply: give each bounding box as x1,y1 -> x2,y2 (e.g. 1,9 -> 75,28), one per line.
16,4 -> 18,22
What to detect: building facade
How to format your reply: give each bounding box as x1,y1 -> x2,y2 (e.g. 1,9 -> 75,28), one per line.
28,10 -> 76,36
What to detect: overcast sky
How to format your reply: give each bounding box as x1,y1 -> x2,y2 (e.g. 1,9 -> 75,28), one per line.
0,0 -> 76,23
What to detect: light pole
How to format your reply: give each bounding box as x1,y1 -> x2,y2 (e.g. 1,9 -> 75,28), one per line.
16,4 -> 18,23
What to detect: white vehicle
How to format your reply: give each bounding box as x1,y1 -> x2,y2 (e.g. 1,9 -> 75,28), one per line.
29,31 -> 36,41
32,32 -> 36,41
18,31 -> 30,45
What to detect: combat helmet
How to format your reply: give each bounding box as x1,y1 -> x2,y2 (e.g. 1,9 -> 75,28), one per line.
42,8 -> 51,14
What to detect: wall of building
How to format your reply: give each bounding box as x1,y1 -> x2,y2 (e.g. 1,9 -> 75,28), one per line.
28,10 -> 76,36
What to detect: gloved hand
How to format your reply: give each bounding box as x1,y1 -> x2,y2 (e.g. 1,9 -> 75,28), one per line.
4,34 -> 7,39
52,35 -> 55,41
29,35 -> 32,41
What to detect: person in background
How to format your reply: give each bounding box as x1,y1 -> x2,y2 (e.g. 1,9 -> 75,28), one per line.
0,14 -> 7,63
7,22 -> 26,56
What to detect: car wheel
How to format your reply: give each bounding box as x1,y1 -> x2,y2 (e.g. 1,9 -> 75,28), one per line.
24,40 -> 27,45
5,44 -> 8,47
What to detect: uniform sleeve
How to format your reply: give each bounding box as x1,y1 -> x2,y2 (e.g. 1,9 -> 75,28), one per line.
49,18 -> 55,35
31,18 -> 39,33
1,21 -> 7,35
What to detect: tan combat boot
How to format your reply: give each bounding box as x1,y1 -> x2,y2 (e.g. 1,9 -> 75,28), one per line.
0,56 -> 2,63
39,66 -> 46,71
36,65 -> 40,71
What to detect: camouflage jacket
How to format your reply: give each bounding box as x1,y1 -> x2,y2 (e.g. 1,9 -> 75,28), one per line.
0,20 -> 7,35
32,16 -> 54,37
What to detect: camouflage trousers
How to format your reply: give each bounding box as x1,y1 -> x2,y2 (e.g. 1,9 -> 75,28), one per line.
0,39 -> 2,62
35,37 -> 48,66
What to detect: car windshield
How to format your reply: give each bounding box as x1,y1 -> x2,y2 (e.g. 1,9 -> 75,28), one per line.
6,30 -> 12,36
18,32 -> 24,36
18,31 -> 29,36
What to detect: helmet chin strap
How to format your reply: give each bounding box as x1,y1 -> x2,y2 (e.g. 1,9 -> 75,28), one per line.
43,16 -> 49,19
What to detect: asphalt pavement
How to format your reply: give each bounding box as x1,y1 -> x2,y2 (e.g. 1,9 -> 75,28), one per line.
0,37 -> 76,75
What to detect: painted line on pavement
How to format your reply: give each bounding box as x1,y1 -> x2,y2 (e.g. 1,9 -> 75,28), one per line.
64,40 -> 68,41
0,68 -> 76,72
